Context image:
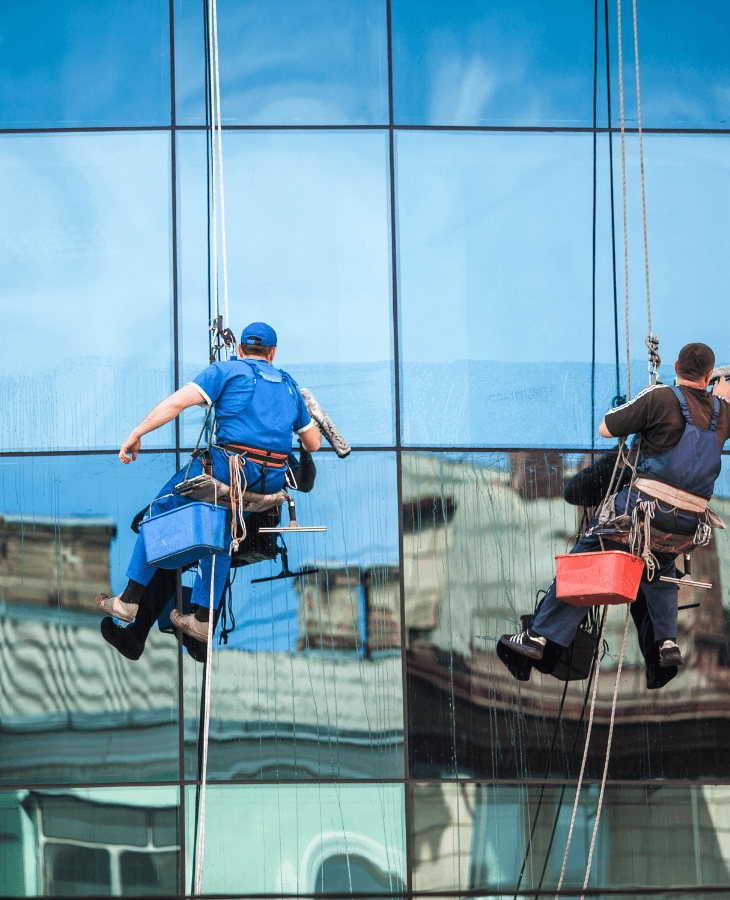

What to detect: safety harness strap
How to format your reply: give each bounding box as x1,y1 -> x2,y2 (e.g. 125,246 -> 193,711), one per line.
219,442 -> 288,469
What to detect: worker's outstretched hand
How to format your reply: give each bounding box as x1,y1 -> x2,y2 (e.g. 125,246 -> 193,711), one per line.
712,376 -> 730,402
120,433 -> 141,464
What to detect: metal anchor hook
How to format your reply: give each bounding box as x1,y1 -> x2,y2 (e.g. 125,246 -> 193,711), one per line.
209,314 -> 238,363
645,332 -> 661,384
258,496 -> 326,534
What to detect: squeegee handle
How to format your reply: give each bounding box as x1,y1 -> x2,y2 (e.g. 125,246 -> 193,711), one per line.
300,387 -> 351,458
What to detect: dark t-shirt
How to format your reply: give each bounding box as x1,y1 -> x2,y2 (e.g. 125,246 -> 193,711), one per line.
604,383 -> 730,457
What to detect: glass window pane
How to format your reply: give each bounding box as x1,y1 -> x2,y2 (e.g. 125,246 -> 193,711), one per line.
1,787 -> 179,898
119,850 -> 179,896
177,130 -> 394,448
183,452 -> 403,780
174,0 -> 388,126
392,0 -> 595,127
397,131 -> 611,448
411,783 -> 730,893
0,0 -> 170,128
0,454 -> 180,785
0,133 -> 175,452
605,0 -> 730,128
618,134 -> 730,380
405,452 -> 730,780
185,783 -> 405,895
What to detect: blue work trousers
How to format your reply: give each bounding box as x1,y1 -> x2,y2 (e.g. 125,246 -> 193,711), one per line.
531,486 -> 700,647
127,447 -> 286,610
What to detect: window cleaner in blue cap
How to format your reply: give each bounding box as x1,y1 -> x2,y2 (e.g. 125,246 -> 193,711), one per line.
95,322 -> 331,645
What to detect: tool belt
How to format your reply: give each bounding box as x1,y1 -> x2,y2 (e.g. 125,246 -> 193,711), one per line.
219,443 -> 288,469
634,476 -> 708,514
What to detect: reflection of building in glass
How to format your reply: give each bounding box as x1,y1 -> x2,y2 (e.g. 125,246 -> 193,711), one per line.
3,1 -> 730,895
403,453 -> 730,780
0,515 -> 115,609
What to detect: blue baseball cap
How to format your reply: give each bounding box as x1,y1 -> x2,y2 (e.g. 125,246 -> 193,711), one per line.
240,322 -> 277,347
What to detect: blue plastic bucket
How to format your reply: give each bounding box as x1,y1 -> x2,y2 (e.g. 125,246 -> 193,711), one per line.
141,502 -> 228,569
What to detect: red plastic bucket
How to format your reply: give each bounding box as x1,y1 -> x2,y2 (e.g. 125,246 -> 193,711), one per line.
555,550 -> 644,606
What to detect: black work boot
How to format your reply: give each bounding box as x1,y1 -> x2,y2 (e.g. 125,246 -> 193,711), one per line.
100,570 -> 177,661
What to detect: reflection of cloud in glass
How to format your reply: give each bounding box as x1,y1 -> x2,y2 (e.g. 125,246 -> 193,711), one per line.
174,0 -> 388,125
0,133 -> 174,451
393,0 -> 730,128
0,0 -> 170,127
393,0 -> 594,126
395,130 -> 730,446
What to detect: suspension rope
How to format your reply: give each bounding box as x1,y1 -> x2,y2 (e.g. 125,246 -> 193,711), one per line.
591,0 -> 598,449
631,0 -> 651,339
193,0 -> 227,891
206,0 -> 219,328
210,0 -> 229,331
581,604 -> 631,897
553,607 -> 608,898
194,556 -> 216,896
616,0 -> 631,400
604,0 -> 624,407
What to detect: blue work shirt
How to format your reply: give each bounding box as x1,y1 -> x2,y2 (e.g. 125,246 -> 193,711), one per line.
189,356 -> 312,453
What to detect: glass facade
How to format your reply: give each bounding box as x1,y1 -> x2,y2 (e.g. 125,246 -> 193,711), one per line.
2,2 -> 729,898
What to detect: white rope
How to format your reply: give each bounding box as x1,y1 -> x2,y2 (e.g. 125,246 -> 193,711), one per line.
194,554 -> 216,896
616,0 -> 631,400
210,0 -> 229,331
631,0 -> 651,338
196,0 -> 226,889
581,604 -> 631,898
206,0 -> 218,326
554,607 -> 608,898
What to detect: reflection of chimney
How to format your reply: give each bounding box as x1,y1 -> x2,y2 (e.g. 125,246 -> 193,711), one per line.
0,515 -> 116,610
362,567 -> 401,656
679,540 -> 725,673
509,451 -> 564,501
295,567 -> 363,651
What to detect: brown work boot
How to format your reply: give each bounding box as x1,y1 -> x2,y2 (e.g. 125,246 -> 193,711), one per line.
95,593 -> 138,624
170,608 -> 209,644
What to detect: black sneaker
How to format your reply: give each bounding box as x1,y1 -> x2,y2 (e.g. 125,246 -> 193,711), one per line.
496,640 -> 533,681
500,629 -> 547,661
100,617 -> 145,661
658,639 -> 684,668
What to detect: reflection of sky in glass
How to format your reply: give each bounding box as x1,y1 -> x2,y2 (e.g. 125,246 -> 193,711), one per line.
392,0 -> 730,128
392,0 -> 594,126
606,0 -> 730,127
174,0 -> 388,125
396,130 -> 730,447
0,0 -> 170,127
0,133 -> 174,451
177,130 -> 394,447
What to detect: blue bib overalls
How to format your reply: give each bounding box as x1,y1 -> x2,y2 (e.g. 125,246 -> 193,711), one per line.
126,362 -> 302,611
532,387 -> 721,647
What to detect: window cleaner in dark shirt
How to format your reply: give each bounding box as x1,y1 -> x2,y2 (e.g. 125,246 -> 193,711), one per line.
500,343 -> 730,674
94,322 -> 321,644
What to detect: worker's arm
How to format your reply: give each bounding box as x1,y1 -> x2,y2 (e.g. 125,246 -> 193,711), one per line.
598,417 -> 613,439
119,384 -> 207,464
299,422 -> 322,452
